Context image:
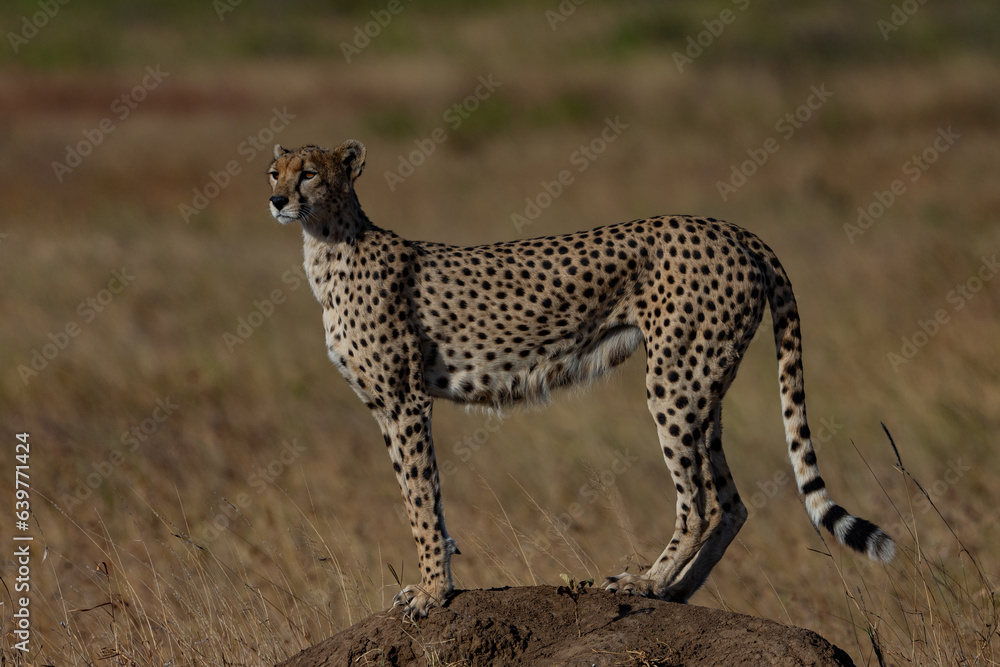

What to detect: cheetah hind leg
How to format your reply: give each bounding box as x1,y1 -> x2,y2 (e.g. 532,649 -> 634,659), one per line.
658,404 -> 747,601
606,403 -> 741,602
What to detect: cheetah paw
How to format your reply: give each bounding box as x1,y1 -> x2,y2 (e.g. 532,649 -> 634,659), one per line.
392,585 -> 446,619
603,572 -> 660,598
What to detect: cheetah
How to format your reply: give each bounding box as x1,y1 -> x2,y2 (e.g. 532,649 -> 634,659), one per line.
267,140 -> 894,618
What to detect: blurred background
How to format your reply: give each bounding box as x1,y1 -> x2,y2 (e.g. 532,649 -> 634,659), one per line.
1,1 -> 998,664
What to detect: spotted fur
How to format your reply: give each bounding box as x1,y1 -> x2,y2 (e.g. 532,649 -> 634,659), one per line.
267,140 -> 894,616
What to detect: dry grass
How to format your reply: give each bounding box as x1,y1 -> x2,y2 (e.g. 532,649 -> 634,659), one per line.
1,2 -> 999,665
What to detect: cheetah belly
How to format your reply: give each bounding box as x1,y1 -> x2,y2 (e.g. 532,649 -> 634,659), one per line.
423,323 -> 643,408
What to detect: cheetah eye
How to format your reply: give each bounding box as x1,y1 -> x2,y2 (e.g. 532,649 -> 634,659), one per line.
302,171 -> 317,180
268,171 -> 279,179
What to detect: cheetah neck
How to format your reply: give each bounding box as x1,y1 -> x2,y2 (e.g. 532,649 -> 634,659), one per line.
299,190 -> 373,245
299,194 -> 387,307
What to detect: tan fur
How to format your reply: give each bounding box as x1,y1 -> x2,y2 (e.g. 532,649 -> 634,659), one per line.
267,140 -> 893,617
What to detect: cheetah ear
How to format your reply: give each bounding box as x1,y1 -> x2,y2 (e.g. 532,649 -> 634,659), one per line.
337,140 -> 366,182
273,144 -> 290,160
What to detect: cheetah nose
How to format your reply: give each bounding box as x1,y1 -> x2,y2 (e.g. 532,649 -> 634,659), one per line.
270,195 -> 289,210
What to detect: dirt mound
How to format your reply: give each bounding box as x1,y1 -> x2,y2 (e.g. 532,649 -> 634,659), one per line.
278,585 -> 854,666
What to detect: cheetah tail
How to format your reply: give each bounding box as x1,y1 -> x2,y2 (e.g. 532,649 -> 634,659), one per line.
759,245 -> 895,563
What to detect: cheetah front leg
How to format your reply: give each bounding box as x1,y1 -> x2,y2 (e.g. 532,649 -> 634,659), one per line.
379,396 -> 458,618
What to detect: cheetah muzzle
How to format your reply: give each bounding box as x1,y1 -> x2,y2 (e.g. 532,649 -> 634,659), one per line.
267,140 -> 894,618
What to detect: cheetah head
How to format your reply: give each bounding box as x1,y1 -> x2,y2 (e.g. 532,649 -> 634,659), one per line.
267,140 -> 366,226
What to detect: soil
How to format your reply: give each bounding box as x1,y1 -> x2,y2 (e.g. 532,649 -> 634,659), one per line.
277,585 -> 855,666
